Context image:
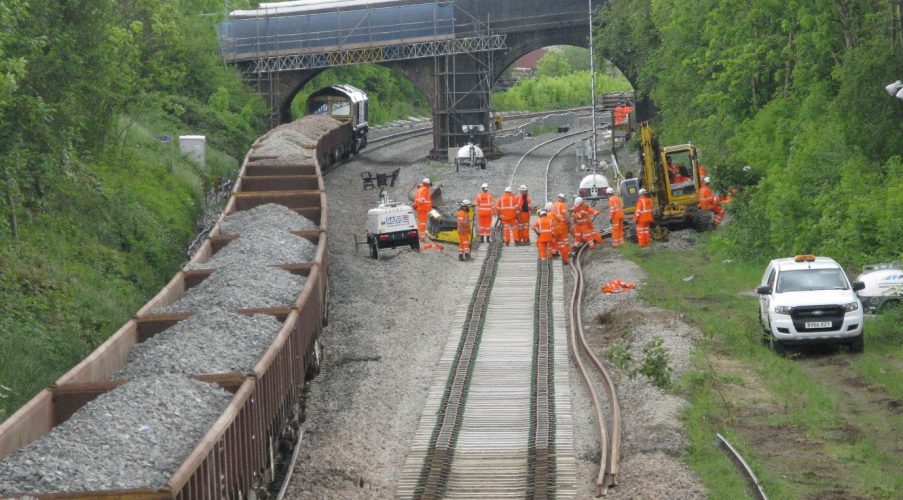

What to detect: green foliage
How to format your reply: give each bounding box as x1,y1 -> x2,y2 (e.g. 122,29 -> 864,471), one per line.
0,0 -> 263,419
603,337 -> 672,389
603,344 -> 635,371
637,337 -> 673,388
535,51 -> 573,79
492,70 -> 632,112
289,65 -> 430,125
601,0 -> 903,268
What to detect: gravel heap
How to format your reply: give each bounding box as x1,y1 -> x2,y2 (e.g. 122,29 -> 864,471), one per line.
219,203 -> 318,236
251,116 -> 341,166
155,265 -> 305,313
189,228 -> 317,269
115,309 -> 283,378
0,375 -> 232,495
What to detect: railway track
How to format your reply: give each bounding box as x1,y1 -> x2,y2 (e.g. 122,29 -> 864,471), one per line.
395,127 -> 623,498
568,242 -> 622,495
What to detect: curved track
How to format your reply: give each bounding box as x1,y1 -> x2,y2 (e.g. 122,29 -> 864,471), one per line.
568,242 -> 622,495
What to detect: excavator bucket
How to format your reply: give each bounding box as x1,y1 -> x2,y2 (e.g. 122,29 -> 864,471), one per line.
407,183 -> 444,207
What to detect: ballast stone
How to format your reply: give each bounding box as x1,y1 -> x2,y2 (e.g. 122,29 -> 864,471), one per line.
219,203 -> 318,235
0,375 -> 232,495
155,265 -> 305,313
189,227 -> 317,270
115,308 -> 283,378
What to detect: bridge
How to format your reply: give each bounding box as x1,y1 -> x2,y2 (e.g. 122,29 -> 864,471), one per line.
219,0 -> 631,157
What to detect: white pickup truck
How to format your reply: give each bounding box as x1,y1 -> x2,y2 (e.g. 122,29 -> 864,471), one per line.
756,255 -> 865,354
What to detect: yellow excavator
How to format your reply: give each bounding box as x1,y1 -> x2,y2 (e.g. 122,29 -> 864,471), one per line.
407,182 -> 475,244
621,122 -> 713,239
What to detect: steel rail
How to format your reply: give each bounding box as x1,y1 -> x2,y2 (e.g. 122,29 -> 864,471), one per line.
716,433 -> 768,500
509,129 -> 593,190
568,242 -> 622,495
543,139 -> 582,202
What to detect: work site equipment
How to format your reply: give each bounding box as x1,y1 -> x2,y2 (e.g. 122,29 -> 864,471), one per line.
621,122 -> 713,236
366,201 -> 420,259
856,262 -> 903,313
427,205 -> 475,244
454,142 -> 487,171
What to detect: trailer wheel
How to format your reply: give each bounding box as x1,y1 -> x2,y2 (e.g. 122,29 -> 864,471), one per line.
369,241 -> 379,259
410,239 -> 420,251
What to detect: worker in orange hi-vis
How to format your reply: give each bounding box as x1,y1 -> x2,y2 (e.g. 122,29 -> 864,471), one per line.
515,185 -> 533,245
635,188 -> 654,247
531,210 -> 555,261
698,176 -> 725,225
623,101 -> 634,122
412,178 -> 433,240
473,183 -> 495,243
456,199 -> 473,261
495,186 -> 518,246
613,101 -> 627,125
607,187 -> 625,248
550,194 -> 573,264
572,197 -> 604,248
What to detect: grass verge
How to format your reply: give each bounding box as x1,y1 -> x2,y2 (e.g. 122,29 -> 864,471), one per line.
622,240 -> 903,499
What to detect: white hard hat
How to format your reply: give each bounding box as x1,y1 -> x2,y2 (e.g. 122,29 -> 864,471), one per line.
544,202 -> 553,211
606,187 -> 614,195
504,186 -> 512,193
460,199 -> 471,206
539,210 -> 548,216
704,176 -> 711,184
519,185 -> 527,191
574,197 -> 584,205
638,188 -> 647,195
481,183 -> 489,189
422,177 -> 431,185
557,193 -> 565,199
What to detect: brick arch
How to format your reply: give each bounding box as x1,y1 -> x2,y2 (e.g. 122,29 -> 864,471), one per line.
275,61 -> 435,124
492,30 -> 636,91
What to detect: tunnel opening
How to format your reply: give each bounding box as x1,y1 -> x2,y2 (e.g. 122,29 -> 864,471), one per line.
288,64 -> 430,127
491,45 -> 633,113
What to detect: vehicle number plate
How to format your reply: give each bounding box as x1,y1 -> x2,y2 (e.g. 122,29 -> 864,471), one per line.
805,321 -> 832,329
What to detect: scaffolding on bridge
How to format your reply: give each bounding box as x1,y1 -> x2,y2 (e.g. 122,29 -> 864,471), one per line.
220,1 -> 506,145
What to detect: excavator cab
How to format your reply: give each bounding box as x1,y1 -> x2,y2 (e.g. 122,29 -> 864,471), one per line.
623,122 -> 711,233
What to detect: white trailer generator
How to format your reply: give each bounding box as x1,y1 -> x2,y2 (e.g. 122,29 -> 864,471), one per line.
366,201 -> 419,259
856,263 -> 903,313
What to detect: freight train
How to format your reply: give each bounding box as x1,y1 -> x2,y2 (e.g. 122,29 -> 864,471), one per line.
0,86 -> 368,498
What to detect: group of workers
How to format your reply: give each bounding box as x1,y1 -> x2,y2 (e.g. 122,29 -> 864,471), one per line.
452,183 -> 618,263
613,100 -> 634,126
413,175 -> 725,262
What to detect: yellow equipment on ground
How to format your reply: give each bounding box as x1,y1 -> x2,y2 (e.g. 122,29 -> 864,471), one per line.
621,122 -> 713,234
427,205 -> 475,244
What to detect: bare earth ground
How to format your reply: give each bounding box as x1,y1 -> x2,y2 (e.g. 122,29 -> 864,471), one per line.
285,134 -> 705,498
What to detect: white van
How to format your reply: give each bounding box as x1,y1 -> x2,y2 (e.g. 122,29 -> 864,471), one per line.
756,255 -> 865,354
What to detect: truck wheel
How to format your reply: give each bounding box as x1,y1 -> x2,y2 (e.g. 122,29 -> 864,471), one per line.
848,332 -> 864,353
769,336 -> 786,356
692,209 -> 714,232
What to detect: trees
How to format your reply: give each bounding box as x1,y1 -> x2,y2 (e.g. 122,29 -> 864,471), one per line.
597,0 -> 903,267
